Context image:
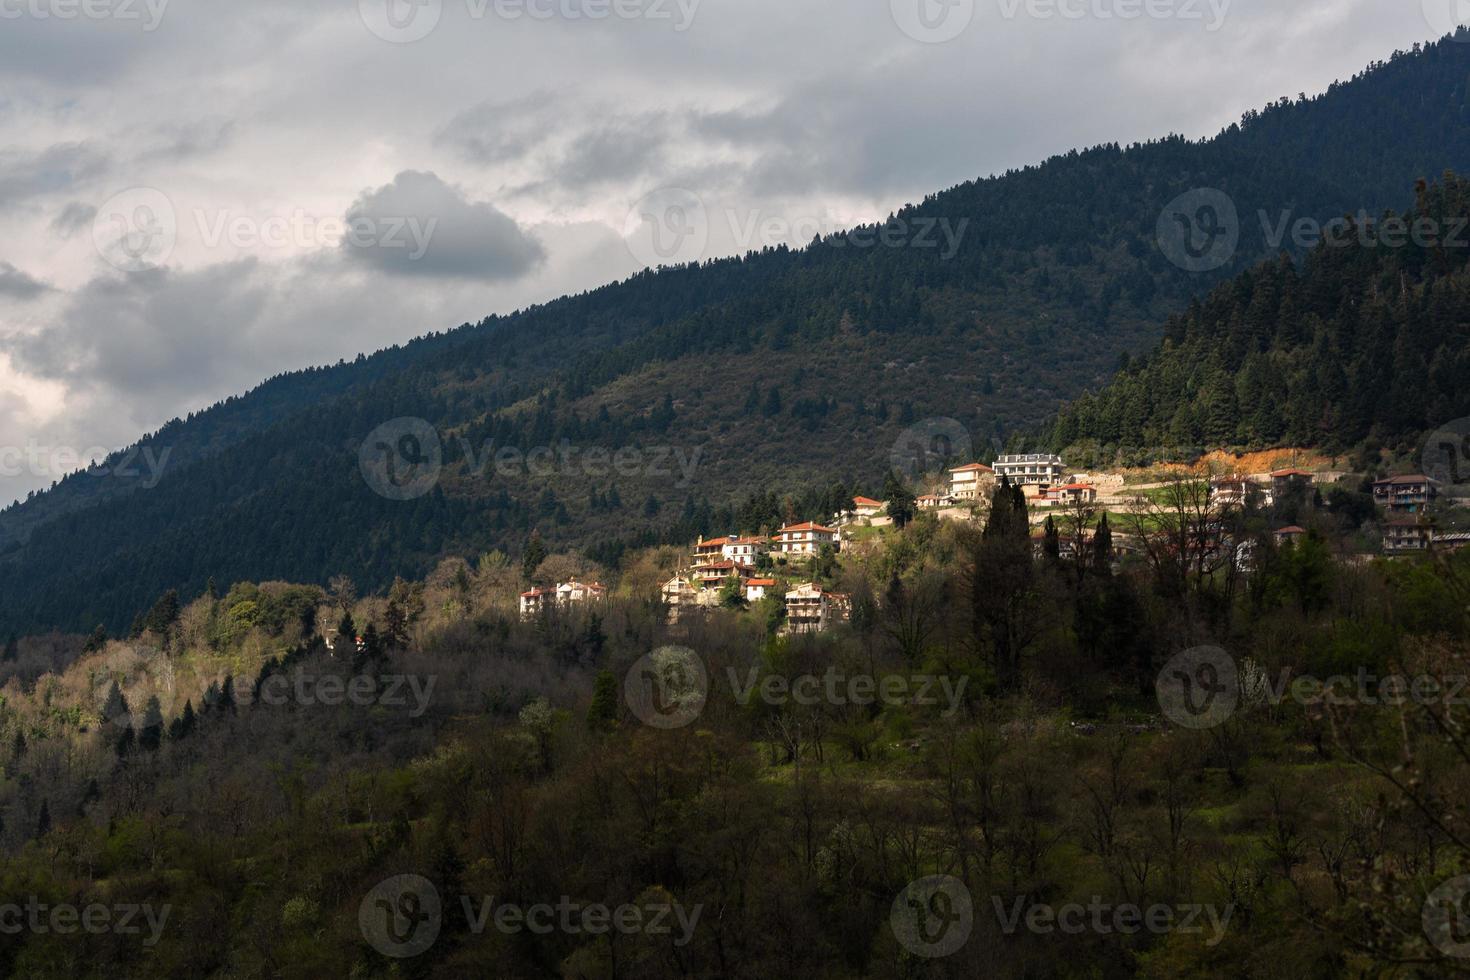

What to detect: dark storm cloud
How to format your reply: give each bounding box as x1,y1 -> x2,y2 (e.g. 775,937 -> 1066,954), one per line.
341,170 -> 545,280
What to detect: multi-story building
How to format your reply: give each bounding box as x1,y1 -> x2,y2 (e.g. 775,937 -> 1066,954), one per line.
1270,469 -> 1315,499
1384,518 -> 1432,553
948,463 -> 995,501
782,583 -> 850,634
1373,475 -> 1438,514
693,535 -> 768,568
850,496 -> 886,519
991,454 -> 1065,488
772,522 -> 839,557
521,581 -> 605,616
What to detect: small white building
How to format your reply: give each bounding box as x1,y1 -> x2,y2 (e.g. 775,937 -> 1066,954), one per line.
745,578 -> 776,602
850,496 -> 886,519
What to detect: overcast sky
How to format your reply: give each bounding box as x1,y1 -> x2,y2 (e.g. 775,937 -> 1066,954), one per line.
0,0 -> 1453,505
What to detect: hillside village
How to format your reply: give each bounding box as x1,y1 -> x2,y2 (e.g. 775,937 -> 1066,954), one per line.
517,450 -> 1469,635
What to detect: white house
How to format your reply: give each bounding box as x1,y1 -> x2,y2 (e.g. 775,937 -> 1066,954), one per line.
519,586 -> 555,617
693,535 -> 767,568
948,463 -> 994,501
992,453 -> 1065,487
772,522 -> 840,557
745,578 -> 776,602
782,583 -> 850,634
850,496 -> 886,519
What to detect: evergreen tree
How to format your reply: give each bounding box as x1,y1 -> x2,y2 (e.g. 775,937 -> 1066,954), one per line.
115,725 -> 135,758
522,532 -> 548,582
336,611 -> 357,654
83,625 -> 107,654
883,471 -> 917,530
586,669 -> 618,732
35,800 -> 50,837
139,696 -> 164,751
169,700 -> 197,740
1043,516 -> 1061,562
1092,513 -> 1114,574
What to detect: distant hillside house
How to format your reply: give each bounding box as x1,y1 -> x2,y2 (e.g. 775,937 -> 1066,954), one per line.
519,586 -> 555,617
1269,469 -> 1314,497
782,583 -> 850,634
916,493 -> 953,510
1373,475 -> 1438,514
851,496 -> 886,519
692,560 -> 741,590
1210,475 -> 1267,510
1384,518 -> 1432,553
693,534 -> 768,569
992,454 -> 1064,488
661,575 -> 695,605
1274,526 -> 1307,545
1039,483 -> 1098,507
772,522 -> 839,557
948,463 -> 995,501
744,578 -> 776,602
523,581 -> 605,616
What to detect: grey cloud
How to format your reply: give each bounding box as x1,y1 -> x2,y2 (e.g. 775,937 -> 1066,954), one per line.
0,142 -> 109,210
341,170 -> 544,281
0,263 -> 51,300
7,260 -> 271,395
51,202 -> 98,238
136,118 -> 237,162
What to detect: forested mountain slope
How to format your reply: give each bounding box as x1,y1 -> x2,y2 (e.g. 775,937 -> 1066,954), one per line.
5,35 -> 1470,634
1047,172 -> 1470,459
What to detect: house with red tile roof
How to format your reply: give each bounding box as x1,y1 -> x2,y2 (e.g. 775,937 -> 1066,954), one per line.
772,522 -> 839,557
